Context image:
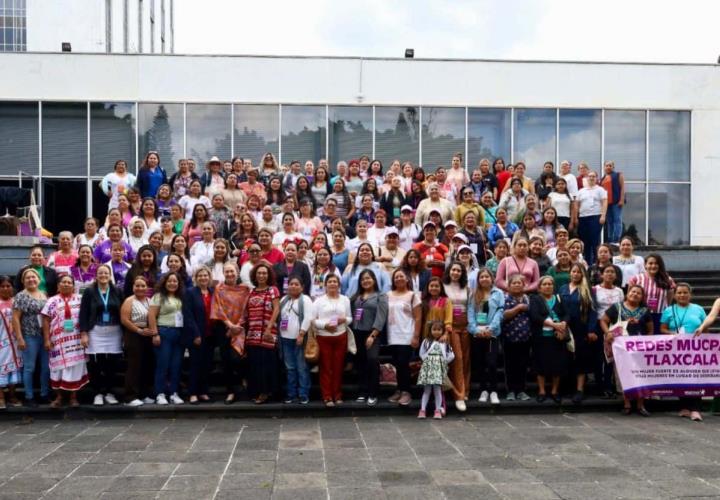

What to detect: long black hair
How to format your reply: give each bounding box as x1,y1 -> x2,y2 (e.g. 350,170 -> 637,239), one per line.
645,253 -> 673,290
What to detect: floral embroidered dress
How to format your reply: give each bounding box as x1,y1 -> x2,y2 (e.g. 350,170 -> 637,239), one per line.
40,293 -> 88,391
0,299 -> 22,387
245,286 -> 280,349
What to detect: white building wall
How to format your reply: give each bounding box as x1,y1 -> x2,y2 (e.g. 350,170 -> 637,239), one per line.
0,53 -> 718,243
110,0 -> 124,52
26,0 -> 105,53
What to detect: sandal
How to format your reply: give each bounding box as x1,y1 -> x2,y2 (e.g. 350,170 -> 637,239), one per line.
621,406 -> 632,415
254,394 -> 268,405
0,399 -> 6,410
189,395 -> 199,405
49,398 -> 63,409
199,394 -> 211,402
224,394 -> 236,405
8,398 -> 21,407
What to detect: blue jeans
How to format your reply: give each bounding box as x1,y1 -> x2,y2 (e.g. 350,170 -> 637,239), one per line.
280,337 -> 310,399
154,327 -> 183,396
606,204 -> 623,244
578,215 -> 602,266
22,335 -> 49,400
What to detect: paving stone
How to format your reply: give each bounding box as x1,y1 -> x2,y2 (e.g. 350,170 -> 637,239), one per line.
274,472 -> 327,490
270,488 -> 328,500
71,462 -> 128,476
328,486 -> 387,500
121,462 -> 179,475
2,475 -> 60,493
220,472 -> 275,489
428,469 -> 485,486
439,485 -> 503,500
174,460 -> 227,475
216,488 -> 272,500
378,470 -> 431,486
106,474 -> 169,492
493,482 -> 561,499
326,471 -> 380,488
162,474 -> 221,491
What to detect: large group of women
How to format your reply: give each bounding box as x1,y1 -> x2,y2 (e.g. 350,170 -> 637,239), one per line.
0,151 -> 716,422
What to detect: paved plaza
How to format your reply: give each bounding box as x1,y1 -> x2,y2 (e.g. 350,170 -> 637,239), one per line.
1,412 -> 720,499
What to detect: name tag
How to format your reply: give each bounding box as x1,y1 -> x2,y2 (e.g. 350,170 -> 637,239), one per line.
453,305 -> 465,317
393,207 -> 400,218
280,317 -> 289,330
354,308 -> 364,322
328,315 -> 338,327
102,312 -> 110,324
470,243 -> 478,254
678,326 -> 687,334
175,311 -> 184,328
63,319 -> 74,332
282,277 -> 289,293
646,297 -> 658,310
476,312 -> 488,325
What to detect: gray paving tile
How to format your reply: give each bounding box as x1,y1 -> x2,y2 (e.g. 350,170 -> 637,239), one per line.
271,488 -> 328,500
163,474 -> 221,491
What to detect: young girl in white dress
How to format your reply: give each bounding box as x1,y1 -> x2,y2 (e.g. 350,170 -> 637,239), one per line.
417,320 -> 455,420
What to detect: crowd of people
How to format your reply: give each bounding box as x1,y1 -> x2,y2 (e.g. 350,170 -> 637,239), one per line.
0,150 -> 716,422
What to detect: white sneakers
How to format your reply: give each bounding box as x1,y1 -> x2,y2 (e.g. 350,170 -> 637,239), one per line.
479,391 -> 489,403
455,400 -> 467,412
104,394 -> 119,405
126,399 -> 144,407
169,393 -> 184,405
156,393 -> 184,405
93,394 -> 104,406
142,397 -> 155,405
489,392 -> 500,405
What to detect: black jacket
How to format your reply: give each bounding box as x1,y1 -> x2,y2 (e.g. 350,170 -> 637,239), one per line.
380,190 -> 407,225
79,284 -> 124,332
183,286 -> 214,346
15,265 -> 58,297
273,261 -> 311,296
529,294 -> 569,339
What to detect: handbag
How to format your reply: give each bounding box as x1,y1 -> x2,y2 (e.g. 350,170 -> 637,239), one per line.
604,304 -> 629,363
565,326 -> 575,353
346,325 -> 357,355
304,324 -> 320,363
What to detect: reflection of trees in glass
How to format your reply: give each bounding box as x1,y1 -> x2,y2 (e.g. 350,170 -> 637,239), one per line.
142,105 -> 175,167
622,223 -> 643,245
90,103 -> 135,175
376,107 -> 419,164
234,126 -> 279,166
281,127 -> 325,164
329,118 -> 372,167
421,108 -> 465,168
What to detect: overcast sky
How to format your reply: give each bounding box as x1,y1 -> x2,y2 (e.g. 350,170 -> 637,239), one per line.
175,0 -> 720,64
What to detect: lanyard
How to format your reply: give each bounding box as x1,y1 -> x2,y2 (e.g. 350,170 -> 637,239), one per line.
99,287 -> 110,312
672,305 -> 689,333
512,257 -> 527,276
62,295 -> 73,320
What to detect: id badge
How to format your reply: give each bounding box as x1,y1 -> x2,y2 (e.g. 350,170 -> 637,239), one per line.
470,243 -> 479,254
453,305 -> 465,317
174,311 -> 184,328
328,315 -> 338,327
354,308 -> 364,322
283,277 -> 289,293
476,312 -> 488,325
63,319 -> 74,332
678,326 -> 687,334
393,207 -> 400,218
102,312 -> 110,324
280,317 -> 289,330
647,297 -> 658,310
37,314 -> 43,328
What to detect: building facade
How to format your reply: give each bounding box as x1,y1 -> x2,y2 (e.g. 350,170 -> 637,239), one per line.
0,0 -> 173,53
0,53 -> 718,245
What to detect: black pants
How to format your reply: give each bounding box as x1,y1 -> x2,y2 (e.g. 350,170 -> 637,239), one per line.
188,334 -> 216,396
245,345 -> 279,399
504,340 -> 530,393
215,327 -> 244,395
354,329 -> 380,398
679,397 -> 702,412
389,345 -> 413,392
123,331 -> 155,402
473,337 -> 499,392
88,353 -> 120,395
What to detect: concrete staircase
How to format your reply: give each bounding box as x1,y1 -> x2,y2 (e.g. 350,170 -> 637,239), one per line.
670,269 -> 720,332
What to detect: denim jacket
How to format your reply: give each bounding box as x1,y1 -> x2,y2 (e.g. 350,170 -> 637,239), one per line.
467,287 -> 504,337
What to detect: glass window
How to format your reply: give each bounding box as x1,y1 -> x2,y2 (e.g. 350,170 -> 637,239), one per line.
186,104 -> 231,164
138,103 -> 183,173
375,106 -> 419,166
421,107 -> 465,169
328,106 -> 372,168
42,102 -> 87,177
233,104 -> 279,167
648,183 -> 690,245
467,108 -> 511,168
513,108 -> 556,179
0,101 -> 38,176
559,109 -> 601,170
622,183 -> 647,246
649,111 -> 690,182
280,105 -> 326,165
604,110 -> 646,181
43,179 -> 87,235
90,102 -> 136,176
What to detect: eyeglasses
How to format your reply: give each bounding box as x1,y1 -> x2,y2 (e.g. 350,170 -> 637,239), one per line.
249,249 -> 260,254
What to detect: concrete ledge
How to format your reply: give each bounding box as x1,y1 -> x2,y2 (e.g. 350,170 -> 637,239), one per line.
0,397 -> 693,420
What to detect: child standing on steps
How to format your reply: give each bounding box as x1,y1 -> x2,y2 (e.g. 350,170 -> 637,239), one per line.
417,320 -> 455,419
